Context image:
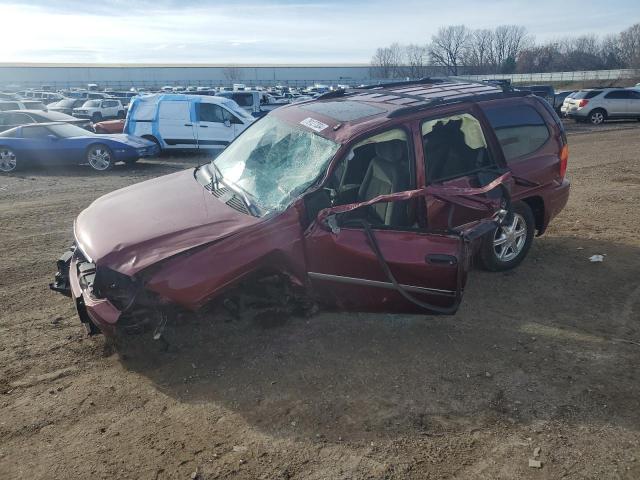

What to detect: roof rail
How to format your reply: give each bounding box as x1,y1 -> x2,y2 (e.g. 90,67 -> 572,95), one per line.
358,77 -> 444,90
387,90 -> 530,118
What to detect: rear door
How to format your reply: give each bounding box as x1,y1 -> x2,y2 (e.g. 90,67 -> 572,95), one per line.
420,107 -> 509,230
195,102 -> 235,150
603,90 -> 630,117
481,98 -> 563,202
157,100 -> 196,149
626,89 -> 640,116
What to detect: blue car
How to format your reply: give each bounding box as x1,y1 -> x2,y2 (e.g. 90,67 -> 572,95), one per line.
0,122 -> 160,173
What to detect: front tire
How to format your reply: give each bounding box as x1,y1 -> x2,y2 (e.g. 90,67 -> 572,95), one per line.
0,146 -> 18,173
117,110 -> 125,119
91,112 -> 103,123
479,201 -> 535,271
588,109 -> 606,125
86,144 -> 114,171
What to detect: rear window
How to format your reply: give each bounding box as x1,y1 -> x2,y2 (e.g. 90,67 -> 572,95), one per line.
574,90 -> 602,100
482,103 -> 550,163
0,102 -> 19,111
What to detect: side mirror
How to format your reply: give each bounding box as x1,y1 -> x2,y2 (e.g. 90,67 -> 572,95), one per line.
224,119 -> 231,128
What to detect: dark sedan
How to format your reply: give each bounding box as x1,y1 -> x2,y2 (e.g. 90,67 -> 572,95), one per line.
48,98 -> 86,116
0,110 -> 93,133
0,123 -> 159,173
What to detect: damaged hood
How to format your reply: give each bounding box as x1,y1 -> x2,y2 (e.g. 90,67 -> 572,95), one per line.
74,169 -> 260,276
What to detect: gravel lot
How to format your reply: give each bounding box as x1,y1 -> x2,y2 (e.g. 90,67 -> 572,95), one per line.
1,123 -> 639,479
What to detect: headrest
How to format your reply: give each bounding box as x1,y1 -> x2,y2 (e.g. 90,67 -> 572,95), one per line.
375,140 -> 405,163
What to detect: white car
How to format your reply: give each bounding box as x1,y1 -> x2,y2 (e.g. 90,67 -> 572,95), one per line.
0,99 -> 47,111
124,94 -> 254,152
73,99 -> 125,122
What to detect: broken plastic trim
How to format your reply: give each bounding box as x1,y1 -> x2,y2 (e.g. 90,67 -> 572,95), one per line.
317,171 -> 512,226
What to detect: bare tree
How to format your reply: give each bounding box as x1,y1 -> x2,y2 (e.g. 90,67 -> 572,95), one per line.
619,23 -> 640,68
600,34 -> 623,69
428,25 -> 470,75
464,29 -> 494,74
491,25 -> 530,73
405,44 -> 429,78
370,43 -> 405,79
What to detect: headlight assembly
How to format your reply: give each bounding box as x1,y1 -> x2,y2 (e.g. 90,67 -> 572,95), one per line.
93,267 -> 139,311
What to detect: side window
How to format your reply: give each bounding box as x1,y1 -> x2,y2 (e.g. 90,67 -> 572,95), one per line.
198,103 -> 224,123
221,107 -> 241,124
482,104 -> 550,163
234,93 -> 254,108
158,101 -> 190,121
0,102 -> 19,111
604,90 -> 630,99
328,129 -> 414,227
9,113 -> 33,125
422,113 -> 492,182
21,126 -> 50,138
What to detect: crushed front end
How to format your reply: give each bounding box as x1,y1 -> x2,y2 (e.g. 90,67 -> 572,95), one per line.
50,244 -> 159,336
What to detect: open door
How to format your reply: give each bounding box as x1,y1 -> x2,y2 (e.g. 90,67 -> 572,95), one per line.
303,191 -> 496,315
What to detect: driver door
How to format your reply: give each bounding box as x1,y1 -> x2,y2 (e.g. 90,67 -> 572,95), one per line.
304,206 -> 471,314
302,126 -> 487,314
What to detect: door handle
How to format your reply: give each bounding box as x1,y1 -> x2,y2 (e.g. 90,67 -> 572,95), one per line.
184,123 -> 193,127
425,254 -> 457,266
200,125 -> 208,128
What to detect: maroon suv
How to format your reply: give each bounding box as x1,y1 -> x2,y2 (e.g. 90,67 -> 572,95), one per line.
51,79 -> 570,336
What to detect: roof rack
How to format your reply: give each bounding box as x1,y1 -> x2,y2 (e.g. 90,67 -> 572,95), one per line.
387,90 -> 529,118
357,77 -> 444,90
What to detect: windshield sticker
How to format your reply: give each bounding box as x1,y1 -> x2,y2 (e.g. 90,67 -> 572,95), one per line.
300,117 -> 329,132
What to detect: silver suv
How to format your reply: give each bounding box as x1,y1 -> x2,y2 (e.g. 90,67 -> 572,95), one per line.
564,88 -> 640,125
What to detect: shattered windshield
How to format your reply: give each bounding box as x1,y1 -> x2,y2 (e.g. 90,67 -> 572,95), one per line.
212,116 -> 339,214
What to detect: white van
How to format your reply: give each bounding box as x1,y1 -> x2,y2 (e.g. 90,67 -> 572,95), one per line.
124,94 -> 254,152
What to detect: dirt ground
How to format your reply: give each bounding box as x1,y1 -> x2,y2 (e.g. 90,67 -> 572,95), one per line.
1,122 -> 639,480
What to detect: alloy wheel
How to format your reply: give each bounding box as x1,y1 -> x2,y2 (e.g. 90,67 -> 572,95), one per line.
0,148 -> 17,172
87,146 -> 112,171
590,111 -> 604,125
493,213 -> 527,262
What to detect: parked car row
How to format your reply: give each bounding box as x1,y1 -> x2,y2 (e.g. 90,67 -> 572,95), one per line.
561,88 -> 640,124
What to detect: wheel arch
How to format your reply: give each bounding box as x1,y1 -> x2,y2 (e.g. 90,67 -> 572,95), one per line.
521,196 -> 545,236
589,107 -> 608,118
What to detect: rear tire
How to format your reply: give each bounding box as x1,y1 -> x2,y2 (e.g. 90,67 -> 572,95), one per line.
86,144 -> 114,171
0,146 -> 18,173
479,201 -> 535,271
588,109 -> 606,125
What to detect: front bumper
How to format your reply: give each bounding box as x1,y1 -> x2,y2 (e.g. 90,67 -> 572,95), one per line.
50,246 -> 121,336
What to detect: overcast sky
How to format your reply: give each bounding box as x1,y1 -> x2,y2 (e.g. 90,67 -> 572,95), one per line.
1,0 -> 638,63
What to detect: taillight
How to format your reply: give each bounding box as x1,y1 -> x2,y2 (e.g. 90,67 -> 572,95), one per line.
559,144 -> 569,180
578,99 -> 589,108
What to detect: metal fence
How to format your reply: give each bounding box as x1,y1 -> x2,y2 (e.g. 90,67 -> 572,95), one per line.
460,69 -> 640,84
2,68 -> 639,91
